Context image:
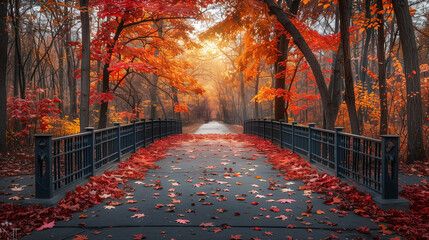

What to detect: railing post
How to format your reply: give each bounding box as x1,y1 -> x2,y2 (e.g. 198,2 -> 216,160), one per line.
85,127 -> 95,176
262,119 -> 266,140
381,135 -> 399,199
35,134 -> 53,199
334,127 -> 344,177
132,121 -> 137,153
308,123 -> 315,161
158,118 -> 162,139
179,120 -> 182,134
141,119 -> 146,147
270,119 -> 274,142
292,122 -> 297,153
114,122 -> 121,161
150,119 -> 154,142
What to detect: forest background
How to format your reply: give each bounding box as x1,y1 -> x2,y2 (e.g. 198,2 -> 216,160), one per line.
0,0 -> 427,165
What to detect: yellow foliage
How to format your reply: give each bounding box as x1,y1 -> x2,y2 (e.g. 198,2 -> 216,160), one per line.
44,116 -> 80,137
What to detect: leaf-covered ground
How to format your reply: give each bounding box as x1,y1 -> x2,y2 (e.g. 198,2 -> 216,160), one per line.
0,134 -> 428,240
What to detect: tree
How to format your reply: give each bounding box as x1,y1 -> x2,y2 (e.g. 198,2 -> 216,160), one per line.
92,0 -> 206,128
0,0 -> 8,153
262,0 -> 336,129
80,0 -> 90,131
391,0 -> 425,162
339,0 -> 360,135
377,0 -> 388,135
274,0 -> 300,121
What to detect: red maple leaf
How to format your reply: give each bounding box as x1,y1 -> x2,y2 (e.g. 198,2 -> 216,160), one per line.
230,234 -> 242,240
199,222 -> 214,227
133,234 -> 146,240
176,219 -> 190,224
73,235 -> 88,240
35,221 -> 55,231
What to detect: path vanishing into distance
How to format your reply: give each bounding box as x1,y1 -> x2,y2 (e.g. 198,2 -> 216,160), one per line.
16,122 -> 405,239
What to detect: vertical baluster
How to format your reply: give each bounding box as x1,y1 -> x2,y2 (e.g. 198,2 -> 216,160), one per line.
308,123 -> 315,161
114,123 -> 121,161
85,127 -> 95,176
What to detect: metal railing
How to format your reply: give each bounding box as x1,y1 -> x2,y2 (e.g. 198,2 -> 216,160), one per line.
35,119 -> 182,199
244,119 -> 399,199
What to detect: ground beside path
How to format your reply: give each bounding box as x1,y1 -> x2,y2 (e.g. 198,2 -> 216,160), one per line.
22,134 -> 401,240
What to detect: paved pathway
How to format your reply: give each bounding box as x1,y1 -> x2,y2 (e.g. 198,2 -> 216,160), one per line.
194,121 -> 233,134
21,123 -> 404,240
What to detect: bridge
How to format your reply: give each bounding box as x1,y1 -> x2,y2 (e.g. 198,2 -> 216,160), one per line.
2,120 -> 426,239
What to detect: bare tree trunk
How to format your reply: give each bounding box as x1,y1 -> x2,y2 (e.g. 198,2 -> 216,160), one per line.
377,0 -> 388,135
65,1 -> 77,119
171,86 -> 181,120
57,40 -> 65,117
254,72 -> 259,119
80,0 -> 90,131
150,72 -> 159,119
12,0 -> 25,98
150,21 -> 163,119
0,0 -> 8,154
392,0 -> 425,162
240,71 -> 246,123
339,0 -> 360,135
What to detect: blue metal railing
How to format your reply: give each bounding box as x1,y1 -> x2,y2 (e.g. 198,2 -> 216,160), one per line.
35,119 -> 182,199
244,119 -> 399,199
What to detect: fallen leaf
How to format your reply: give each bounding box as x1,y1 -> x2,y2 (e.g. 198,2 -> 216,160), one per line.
176,219 -> 190,224
72,235 -> 88,240
36,221 -> 55,231
276,199 -> 296,204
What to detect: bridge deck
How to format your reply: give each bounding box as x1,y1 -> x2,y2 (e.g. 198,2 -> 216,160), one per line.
21,122 -> 405,239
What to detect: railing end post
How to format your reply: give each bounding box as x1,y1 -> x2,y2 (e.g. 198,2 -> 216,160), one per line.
35,134 -> 54,199
381,135 -> 400,199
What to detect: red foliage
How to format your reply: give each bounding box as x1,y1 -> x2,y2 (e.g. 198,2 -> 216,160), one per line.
7,89 -> 61,138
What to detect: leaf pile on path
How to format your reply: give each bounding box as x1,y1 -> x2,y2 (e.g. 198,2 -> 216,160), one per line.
236,134 -> 429,240
0,134 -> 191,239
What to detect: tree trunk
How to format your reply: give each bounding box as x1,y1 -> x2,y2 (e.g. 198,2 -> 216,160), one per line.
57,40 -> 65,118
254,72 -> 260,119
65,1 -> 77,119
150,72 -> 159,119
274,33 -> 287,121
392,0 -> 425,162
12,0 -> 25,98
240,71 -> 246,123
171,86 -> 181,120
0,0 -> 8,154
377,0 -> 388,135
263,0 -> 335,128
80,0 -> 90,131
339,0 -> 360,135
98,19 -> 125,129
274,0 -> 300,121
